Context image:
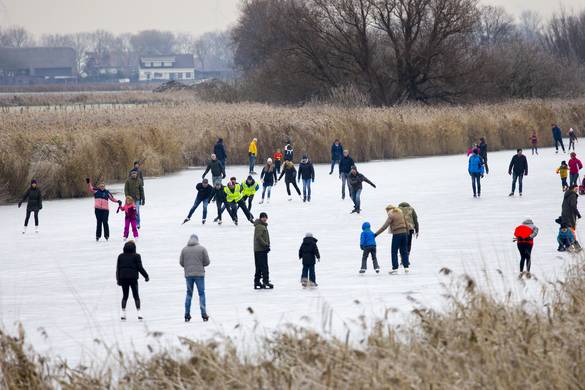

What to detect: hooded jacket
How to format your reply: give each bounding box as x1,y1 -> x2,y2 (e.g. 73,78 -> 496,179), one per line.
558,228 -> 575,245
116,241 -> 149,282
213,141 -> 227,160
254,219 -> 270,252
298,236 -> 320,265
375,205 -> 409,236
249,140 -> 257,156
203,159 -> 225,178
398,202 -> 419,234
468,154 -> 484,175
360,222 -> 376,248
180,235 -> 210,277
514,219 -> 539,245
562,190 -> 581,228
331,143 -> 343,160
124,176 -> 144,202
20,186 -> 43,211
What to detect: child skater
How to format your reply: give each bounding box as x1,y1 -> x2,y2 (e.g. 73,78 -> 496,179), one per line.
513,218 -> 539,276
119,196 -> 139,240
530,131 -> 538,155
116,240 -> 149,321
557,223 -> 576,252
360,222 -> 380,274
299,232 -> 320,288
556,161 -> 569,191
273,149 -> 283,175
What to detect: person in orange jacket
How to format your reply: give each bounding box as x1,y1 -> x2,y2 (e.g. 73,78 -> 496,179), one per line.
513,219 -> 539,275
273,149 -> 283,175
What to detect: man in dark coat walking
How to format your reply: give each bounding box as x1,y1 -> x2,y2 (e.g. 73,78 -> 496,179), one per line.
330,139 -> 344,174
253,212 -> 273,289
552,124 -> 566,154
508,149 -> 528,196
213,138 -> 227,167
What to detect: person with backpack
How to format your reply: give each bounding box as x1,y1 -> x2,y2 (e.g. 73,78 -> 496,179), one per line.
116,240 -> 149,321
253,212 -> 273,289
568,128 -> 578,151
468,148 -> 485,198
284,141 -> 294,162
339,150 -> 355,200
513,219 -> 539,275
398,202 -> 419,256
213,138 -> 227,168
260,158 -> 278,204
330,139 -> 344,174
202,154 -> 226,186
568,152 -> 583,187
374,205 -> 410,274
242,175 -> 260,211
180,234 -> 210,322
298,155 -> 315,202
183,179 -> 214,225
529,131 -> 538,155
552,124 -> 565,154
86,178 -> 121,241
348,166 -> 376,214
299,233 -> 320,287
478,137 -> 489,174
278,161 -> 301,201
18,179 -> 43,234
359,222 -> 379,274
124,170 -> 145,229
508,149 -> 528,197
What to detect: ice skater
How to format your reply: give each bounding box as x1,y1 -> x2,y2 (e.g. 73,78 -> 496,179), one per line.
299,232 -> 320,287
330,139 -> 343,174
119,196 -> 139,240
124,169 -> 144,229
248,138 -> 258,174
479,137 -> 489,174
273,149 -> 283,175
556,161 -> 569,191
224,177 -> 254,225
398,202 -> 419,257
279,161 -> 301,201
339,150 -> 355,200
180,234 -> 210,322
360,222 -> 379,274
513,219 -> 539,276
284,141 -> 294,162
183,179 -> 214,225
508,149 -> 528,197
374,205 -> 410,274
253,212 -> 273,289
18,179 -> 43,234
116,240 -> 149,321
568,152 -> 583,187
348,166 -> 376,213
213,138 -> 227,168
468,148 -> 484,197
552,124 -> 565,153
568,128 -> 578,151
242,175 -> 260,211
210,182 -> 236,225
530,131 -> 538,155
260,158 -> 278,204
298,154 -> 315,202
87,178 -> 121,241
202,153 -> 226,186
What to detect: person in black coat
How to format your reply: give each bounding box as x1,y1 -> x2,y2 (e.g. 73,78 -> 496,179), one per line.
561,185 -> 581,228
508,149 -> 528,196
260,158 -> 278,204
330,139 -> 344,174
478,138 -> 489,174
116,241 -> 149,321
348,166 -> 376,213
278,161 -> 301,200
298,233 -> 320,287
339,150 -> 355,199
297,155 -> 315,202
183,179 -> 215,224
213,138 -> 227,167
18,179 -> 43,234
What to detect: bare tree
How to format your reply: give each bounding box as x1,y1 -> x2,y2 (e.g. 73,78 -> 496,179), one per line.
0,26 -> 34,47
476,5 -> 515,45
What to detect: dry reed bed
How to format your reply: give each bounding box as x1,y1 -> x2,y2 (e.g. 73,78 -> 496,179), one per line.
1,99 -> 585,201
2,260 -> 585,388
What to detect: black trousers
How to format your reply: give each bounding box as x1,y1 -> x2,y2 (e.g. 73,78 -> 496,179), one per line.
361,247 -> 379,270
406,230 -> 414,254
275,160 -> 281,175
95,209 -> 110,239
242,194 -> 255,211
254,251 -> 269,284
120,279 -> 140,309
285,180 -> 301,196
517,243 -> 533,272
24,209 -> 39,226
228,200 -> 253,222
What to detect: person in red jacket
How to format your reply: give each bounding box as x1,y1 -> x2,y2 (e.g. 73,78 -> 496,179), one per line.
513,218 -> 539,275
273,149 -> 284,175
568,152 -> 583,187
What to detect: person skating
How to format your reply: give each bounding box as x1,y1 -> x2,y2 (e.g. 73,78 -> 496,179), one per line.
339,150 -> 355,200
242,175 -> 260,211
348,166 -> 376,213
253,212 -> 273,289
18,179 -> 42,234
116,240 -> 149,321
299,233 -> 320,287
224,177 -> 254,225
87,178 -> 121,241
530,131 -> 538,155
202,154 -> 226,186
360,222 -> 379,274
568,152 -> 583,187
468,148 -> 485,198
374,205 -> 410,274
124,170 -> 145,229
180,234 -> 210,322
284,141 -> 294,162
119,196 -> 139,240
278,161 -> 301,201
213,138 -> 227,168
513,219 -> 539,276
398,202 -> 419,256
561,185 -> 581,229
557,223 -> 576,252
508,149 -> 528,196
210,182 -> 236,225
568,128 -> 578,151
556,161 -> 569,191
552,124 -> 565,153
183,179 -> 214,225
248,138 -> 258,174
260,158 -> 278,204
478,137 -> 489,174
298,155 -> 315,202
273,149 -> 283,175
330,139 -> 343,174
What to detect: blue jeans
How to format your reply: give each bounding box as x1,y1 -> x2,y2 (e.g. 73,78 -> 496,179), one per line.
391,233 -> 410,270
330,159 -> 340,173
185,276 -> 206,317
340,173 -> 350,198
187,197 -> 208,220
302,179 -> 312,199
262,185 -> 272,199
470,173 -> 481,196
135,201 -> 141,227
350,189 -> 362,210
301,264 -> 316,284
249,155 -> 256,173
511,172 -> 524,194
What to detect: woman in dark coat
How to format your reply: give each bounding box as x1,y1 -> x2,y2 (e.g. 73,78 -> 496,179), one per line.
562,185 -> 581,228
18,179 -> 43,234
116,241 -> 149,321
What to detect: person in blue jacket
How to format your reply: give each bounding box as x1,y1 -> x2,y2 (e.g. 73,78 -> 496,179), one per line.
360,222 -> 379,273
468,148 -> 485,197
339,150 -> 355,200
213,138 -> 227,168
552,124 -> 566,154
329,139 -> 344,174
557,223 -> 576,251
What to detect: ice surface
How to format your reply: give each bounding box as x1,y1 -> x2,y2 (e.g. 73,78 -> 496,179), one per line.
0,147 -> 577,364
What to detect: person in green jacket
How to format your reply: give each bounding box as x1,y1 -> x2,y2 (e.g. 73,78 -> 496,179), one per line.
398,202 -> 419,256
253,212 -> 273,289
125,170 -> 145,229
18,179 -> 43,234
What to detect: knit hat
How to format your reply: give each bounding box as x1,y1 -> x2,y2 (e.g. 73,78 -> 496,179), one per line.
260,212 -> 268,219
305,232 -> 313,238
523,218 -> 534,225
247,175 -> 253,181
31,179 -> 37,184
267,158 -> 273,163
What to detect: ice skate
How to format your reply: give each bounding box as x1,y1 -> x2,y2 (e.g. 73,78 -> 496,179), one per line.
22,226 -> 26,234
259,200 -> 264,204
301,278 -> 308,287
202,314 -> 209,322
264,282 -> 274,289
202,219 -> 206,225
182,218 -> 190,224
359,269 -> 366,274
185,313 -> 191,322
35,227 -> 39,233
267,199 -> 270,204
288,196 -> 292,201
389,270 -> 398,275
121,310 -> 127,321
137,310 -> 143,321
213,216 -> 219,223
404,267 -> 409,274
375,268 -> 380,274
218,220 -> 222,225
254,282 -> 265,290
508,192 -> 514,197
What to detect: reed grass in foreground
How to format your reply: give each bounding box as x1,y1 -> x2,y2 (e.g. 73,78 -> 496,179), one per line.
1,98 -> 585,201
2,259 -> 584,389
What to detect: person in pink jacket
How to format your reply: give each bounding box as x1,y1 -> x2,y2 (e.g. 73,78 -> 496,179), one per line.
118,196 -> 139,240
86,178 -> 121,242
568,152 -> 583,187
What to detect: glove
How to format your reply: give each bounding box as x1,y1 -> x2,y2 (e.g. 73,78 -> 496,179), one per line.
508,172 -> 512,175
18,202 -> 22,208
145,276 -> 150,282
117,200 -> 122,206
222,173 -> 226,178
141,199 -> 145,206
372,184 -> 377,188
85,177 -> 90,184
480,174 -> 484,178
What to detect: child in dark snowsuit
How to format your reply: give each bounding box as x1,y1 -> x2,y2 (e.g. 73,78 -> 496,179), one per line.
299,233 -> 320,287
360,222 -> 379,273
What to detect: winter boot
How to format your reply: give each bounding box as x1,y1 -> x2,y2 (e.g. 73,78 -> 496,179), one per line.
359,269 -> 366,274
202,219 -> 206,224
254,282 -> 265,290
185,313 -> 191,322
137,310 -> 143,321
202,313 -> 209,322
264,282 -> 274,289
121,310 -> 127,321
375,268 -> 380,274
182,218 -> 190,224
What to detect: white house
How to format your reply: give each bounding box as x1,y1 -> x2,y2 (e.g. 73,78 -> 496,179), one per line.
139,54 -> 195,82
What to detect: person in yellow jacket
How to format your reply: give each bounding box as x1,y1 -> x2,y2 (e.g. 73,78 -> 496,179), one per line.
556,161 -> 569,191
242,175 -> 260,211
248,138 -> 258,175
224,177 -> 254,225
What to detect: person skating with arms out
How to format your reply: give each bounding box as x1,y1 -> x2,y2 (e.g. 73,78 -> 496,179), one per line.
242,175 -> 260,212
118,196 -> 139,241
348,166 -> 376,214
253,212 -> 273,289
183,179 -> 214,225
360,222 -> 380,274
210,182 -> 236,225
513,219 -> 539,277
556,161 -> 569,191
278,160 -> 302,201
18,179 -> 43,234
260,158 -> 278,204
202,153 -> 226,186
116,240 -> 149,321
180,234 -> 210,322
508,149 -> 528,197
298,154 -> 315,202
299,233 -> 320,288
87,177 -> 121,241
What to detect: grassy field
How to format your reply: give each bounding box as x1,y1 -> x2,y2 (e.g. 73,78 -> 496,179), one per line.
1,98 -> 585,201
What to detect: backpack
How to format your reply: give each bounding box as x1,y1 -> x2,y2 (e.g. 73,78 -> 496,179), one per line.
400,206 -> 414,231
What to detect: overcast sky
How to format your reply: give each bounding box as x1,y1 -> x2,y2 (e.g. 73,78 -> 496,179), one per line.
0,0 -> 582,37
